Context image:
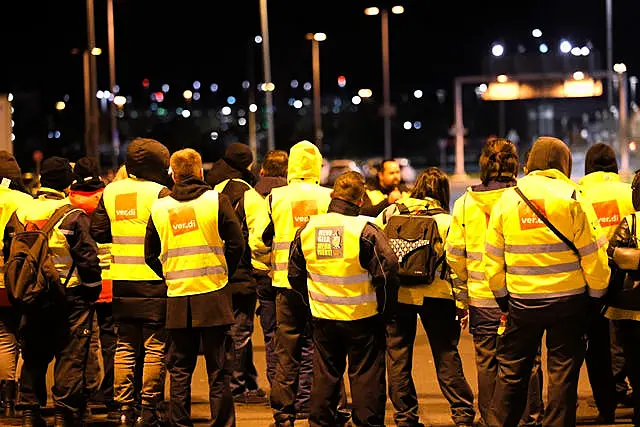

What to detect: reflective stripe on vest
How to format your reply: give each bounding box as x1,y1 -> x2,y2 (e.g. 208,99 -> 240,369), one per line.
151,190 -> 228,297
270,183 -> 332,288
103,178 -> 165,281
300,213 -> 377,321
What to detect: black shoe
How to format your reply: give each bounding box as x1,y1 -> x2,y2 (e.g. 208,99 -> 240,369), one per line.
269,421 -> 294,427
22,409 -> 46,427
54,409 -> 85,427
595,412 -> 616,424
135,406 -> 160,427
1,381 -> 16,418
119,407 -> 138,426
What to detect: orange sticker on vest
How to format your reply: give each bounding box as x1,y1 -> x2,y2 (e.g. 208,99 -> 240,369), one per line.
169,206 -> 199,236
315,226 -> 344,259
114,193 -> 138,220
592,200 -> 621,228
291,200 -> 318,228
518,199 -> 546,230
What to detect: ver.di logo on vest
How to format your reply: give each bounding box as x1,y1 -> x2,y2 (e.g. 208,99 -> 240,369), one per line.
169,206 -> 199,236
115,193 -> 138,220
518,199 -> 546,230
291,200 -> 318,228
592,200 -> 621,228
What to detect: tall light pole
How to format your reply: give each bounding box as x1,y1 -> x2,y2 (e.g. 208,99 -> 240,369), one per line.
307,32 -> 326,152
259,0 -> 275,152
615,63 -> 630,173
107,0 -> 120,170
606,0 -> 614,109
365,5 -> 404,159
86,0 -> 100,167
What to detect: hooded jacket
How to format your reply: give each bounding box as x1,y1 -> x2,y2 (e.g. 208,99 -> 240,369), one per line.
260,141 -> 332,288
69,178 -> 105,215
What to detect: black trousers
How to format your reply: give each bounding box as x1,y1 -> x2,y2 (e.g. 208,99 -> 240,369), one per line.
610,319 -> 631,400
230,292 -> 259,395
490,297 -> 588,427
584,307 -> 617,417
167,326 -> 235,427
86,302 -> 117,405
386,299 -> 475,426
615,319 -> 640,425
309,315 -> 386,427
270,289 -> 314,423
19,288 -> 95,413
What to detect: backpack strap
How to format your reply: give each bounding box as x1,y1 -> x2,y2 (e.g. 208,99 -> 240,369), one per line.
395,203 -> 411,215
40,204 -> 78,237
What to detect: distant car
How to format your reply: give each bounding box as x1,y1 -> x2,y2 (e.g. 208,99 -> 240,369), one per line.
364,157 -> 417,185
326,159 -> 363,186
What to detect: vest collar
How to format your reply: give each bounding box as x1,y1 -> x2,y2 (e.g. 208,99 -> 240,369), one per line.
37,187 -> 66,199
328,198 -> 360,216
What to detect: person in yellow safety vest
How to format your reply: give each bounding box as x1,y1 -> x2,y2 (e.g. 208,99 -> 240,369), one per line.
376,167 -> 475,427
241,150 -> 289,388
485,136 -> 610,427
0,151 -> 33,418
90,138 -> 172,426
446,138 -> 544,427
360,158 -> 410,218
606,169 -> 640,426
257,140 -> 332,425
578,143 -> 635,421
4,156 -> 102,426
144,148 -> 245,427
288,171 -> 399,427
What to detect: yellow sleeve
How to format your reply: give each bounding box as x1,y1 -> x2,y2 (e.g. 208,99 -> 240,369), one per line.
573,200 -> 611,297
247,192 -> 272,270
485,200 -> 507,298
445,197 -> 469,308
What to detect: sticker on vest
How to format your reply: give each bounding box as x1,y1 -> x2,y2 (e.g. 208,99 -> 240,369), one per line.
592,200 -> 621,228
169,206 -> 199,236
518,199 -> 546,230
115,193 -> 138,220
291,200 -> 318,228
315,226 -> 344,259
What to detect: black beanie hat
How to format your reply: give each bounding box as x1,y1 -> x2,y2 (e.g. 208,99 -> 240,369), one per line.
40,156 -> 74,191
74,157 -> 101,179
585,143 -> 618,175
223,142 -> 253,170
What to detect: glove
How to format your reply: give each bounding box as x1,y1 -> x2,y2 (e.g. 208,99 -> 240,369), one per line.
496,296 -> 509,313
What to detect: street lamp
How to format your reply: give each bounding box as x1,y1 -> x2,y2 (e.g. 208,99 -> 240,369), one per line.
615,63 -> 630,173
365,4 -> 403,158
306,32 -> 327,151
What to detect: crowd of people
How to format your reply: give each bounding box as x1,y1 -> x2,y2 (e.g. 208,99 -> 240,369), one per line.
0,135 -> 639,427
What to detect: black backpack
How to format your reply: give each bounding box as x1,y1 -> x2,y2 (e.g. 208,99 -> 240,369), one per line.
384,203 -> 447,285
4,204 -> 77,311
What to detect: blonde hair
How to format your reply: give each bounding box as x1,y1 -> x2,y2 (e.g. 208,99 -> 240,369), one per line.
170,149 -> 202,181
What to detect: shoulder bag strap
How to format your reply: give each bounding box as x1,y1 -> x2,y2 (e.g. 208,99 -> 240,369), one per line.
514,187 -> 580,257
395,203 -> 411,214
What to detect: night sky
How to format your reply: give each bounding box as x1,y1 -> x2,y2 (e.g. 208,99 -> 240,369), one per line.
8,0 -> 640,99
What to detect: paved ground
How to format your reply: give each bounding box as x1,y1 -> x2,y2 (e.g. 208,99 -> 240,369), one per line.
9,318 -> 634,426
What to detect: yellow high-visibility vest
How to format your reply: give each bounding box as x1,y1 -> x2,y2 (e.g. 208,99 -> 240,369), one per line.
485,169 -> 610,300
244,188 -> 271,271
447,188 -> 509,309
102,178 -> 165,281
300,213 -> 377,321
0,187 -> 34,302
269,182 -> 331,288
578,171 -> 634,241
16,189 -> 87,288
151,190 -> 228,297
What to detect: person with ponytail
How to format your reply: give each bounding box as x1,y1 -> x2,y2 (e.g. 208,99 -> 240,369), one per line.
446,138 -> 544,426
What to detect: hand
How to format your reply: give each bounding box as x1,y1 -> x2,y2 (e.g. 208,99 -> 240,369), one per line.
456,308 -> 469,329
388,188 -> 402,204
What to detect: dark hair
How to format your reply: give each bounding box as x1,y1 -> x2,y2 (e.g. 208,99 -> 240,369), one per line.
332,171 -> 366,204
410,167 -> 450,212
479,138 -> 519,185
261,150 -> 288,177
585,143 -> 618,175
378,158 -> 398,174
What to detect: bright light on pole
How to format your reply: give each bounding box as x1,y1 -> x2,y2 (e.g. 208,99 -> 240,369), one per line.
491,43 -> 504,57
560,40 -> 572,53
55,101 -> 66,111
614,63 -> 627,74
413,89 -> 423,98
364,7 -> 379,15
183,90 -> 193,100
391,5 -> 404,14
573,71 -> 585,81
539,43 -> 549,53
352,95 -> 362,105
532,28 -> 542,38
91,47 -> 102,56
358,88 -> 373,98
249,103 -> 258,113
113,95 -> 127,107
313,32 -> 327,42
